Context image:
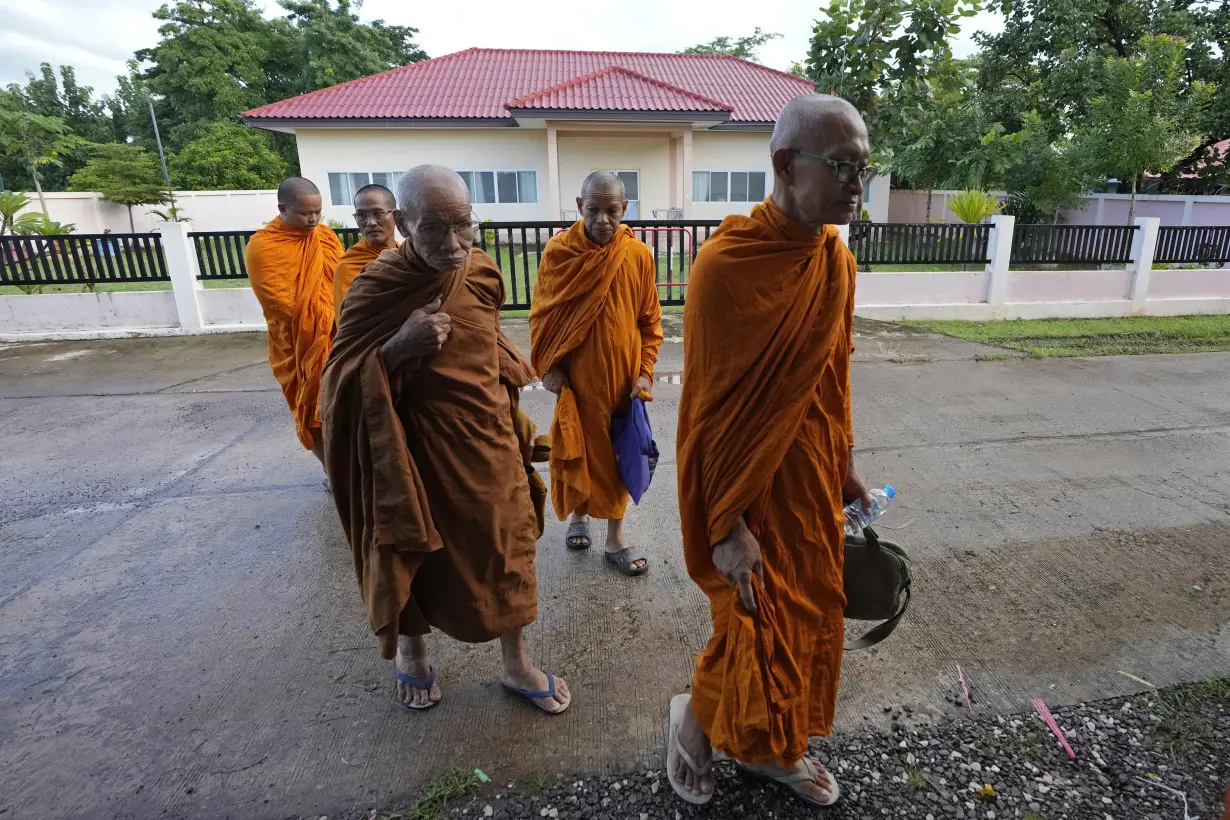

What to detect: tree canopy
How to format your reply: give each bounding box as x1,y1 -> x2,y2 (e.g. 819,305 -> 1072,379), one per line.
681,28 -> 783,61
67,143 -> 170,231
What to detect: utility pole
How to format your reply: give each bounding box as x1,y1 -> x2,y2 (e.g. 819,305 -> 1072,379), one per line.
147,96 -> 176,212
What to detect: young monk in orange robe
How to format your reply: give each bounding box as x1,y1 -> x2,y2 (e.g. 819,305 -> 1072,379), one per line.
333,183 -> 399,315
666,95 -> 876,809
530,171 -> 662,576
245,177 -> 343,464
321,165 -> 567,716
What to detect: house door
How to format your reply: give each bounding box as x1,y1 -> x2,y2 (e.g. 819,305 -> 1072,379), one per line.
605,170 -> 639,219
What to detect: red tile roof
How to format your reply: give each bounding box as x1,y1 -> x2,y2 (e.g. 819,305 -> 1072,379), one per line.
243,48 -> 813,124
506,66 -> 733,113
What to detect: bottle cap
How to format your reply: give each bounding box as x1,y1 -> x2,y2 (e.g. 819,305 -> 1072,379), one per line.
883,485 -> 896,499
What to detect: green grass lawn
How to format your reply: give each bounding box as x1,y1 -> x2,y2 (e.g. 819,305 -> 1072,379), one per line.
908,315 -> 1230,357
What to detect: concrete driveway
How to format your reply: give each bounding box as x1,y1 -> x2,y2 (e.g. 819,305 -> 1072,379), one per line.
1,318 -> 1227,819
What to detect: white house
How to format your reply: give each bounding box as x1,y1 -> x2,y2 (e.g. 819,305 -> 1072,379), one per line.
243,47 -> 891,225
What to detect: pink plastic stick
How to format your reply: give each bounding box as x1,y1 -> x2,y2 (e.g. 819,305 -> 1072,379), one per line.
956,664 -> 973,709
1032,698 -> 1076,759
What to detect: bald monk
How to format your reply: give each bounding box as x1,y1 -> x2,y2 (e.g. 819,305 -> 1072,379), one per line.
246,177 -> 343,465
530,171 -> 663,576
333,183 -> 399,314
666,95 -> 876,808
321,164 -> 568,715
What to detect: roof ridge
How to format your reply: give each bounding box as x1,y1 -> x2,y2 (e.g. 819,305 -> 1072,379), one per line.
506,65 -> 733,110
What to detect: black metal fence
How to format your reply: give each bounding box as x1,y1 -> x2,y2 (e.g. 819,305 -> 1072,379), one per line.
847,222 -> 991,265
190,228 -> 361,280
1154,226 -> 1230,265
1011,224 -> 1137,265
0,233 -> 169,286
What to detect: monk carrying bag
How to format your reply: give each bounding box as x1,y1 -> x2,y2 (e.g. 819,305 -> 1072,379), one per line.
843,526 -> 911,650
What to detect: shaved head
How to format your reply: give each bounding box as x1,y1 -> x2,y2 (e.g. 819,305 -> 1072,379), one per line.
395,164 -> 475,272
277,176 -> 322,231
354,183 -> 396,209
769,94 -> 866,156
277,176 -> 320,206
769,94 -> 870,229
581,170 -> 624,200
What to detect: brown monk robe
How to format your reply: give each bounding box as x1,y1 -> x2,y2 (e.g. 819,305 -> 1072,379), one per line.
666,95 -> 876,809
245,177 -> 343,463
321,164 -> 568,715
530,171 -> 662,575
333,183 -> 399,315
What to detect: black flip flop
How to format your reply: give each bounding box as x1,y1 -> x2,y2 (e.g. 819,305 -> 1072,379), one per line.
604,547 -> 648,576
565,520 -> 591,550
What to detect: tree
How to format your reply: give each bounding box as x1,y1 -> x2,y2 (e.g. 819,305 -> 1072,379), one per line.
1001,112 -> 1091,222
169,123 -> 289,190
0,190 -> 37,236
67,143 -> 170,232
681,28 -> 782,61
1072,35 -> 1210,222
0,105 -> 87,215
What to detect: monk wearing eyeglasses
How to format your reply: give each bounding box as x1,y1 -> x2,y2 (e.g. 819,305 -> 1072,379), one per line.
245,177 -> 343,467
666,94 -> 874,809
334,183 -> 399,314
320,164 -> 566,716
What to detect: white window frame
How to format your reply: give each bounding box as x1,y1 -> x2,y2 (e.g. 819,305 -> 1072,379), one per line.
456,169 -> 540,205
327,171 -> 405,207
692,170 -> 767,204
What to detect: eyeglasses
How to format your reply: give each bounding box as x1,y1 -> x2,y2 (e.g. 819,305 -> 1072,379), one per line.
353,209 -> 394,223
792,149 -> 879,185
413,219 -> 482,244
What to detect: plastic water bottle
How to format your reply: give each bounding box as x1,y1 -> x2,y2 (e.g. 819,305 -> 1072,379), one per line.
843,485 -> 896,536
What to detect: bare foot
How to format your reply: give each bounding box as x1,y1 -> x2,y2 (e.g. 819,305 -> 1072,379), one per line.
605,518 -> 646,572
500,662 -> 570,714
668,694 -> 714,803
395,635 -> 441,710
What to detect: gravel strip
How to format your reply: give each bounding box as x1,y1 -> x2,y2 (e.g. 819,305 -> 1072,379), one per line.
351,679 -> 1228,820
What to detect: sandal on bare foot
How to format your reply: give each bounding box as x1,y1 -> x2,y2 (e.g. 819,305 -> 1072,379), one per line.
502,672 -> 571,715
395,666 -> 438,712
604,547 -> 648,576
736,757 -> 841,807
565,520 -> 591,550
666,694 -> 713,805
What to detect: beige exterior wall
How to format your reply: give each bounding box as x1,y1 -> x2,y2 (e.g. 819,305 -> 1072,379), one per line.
689,131 -> 773,219
293,128 -> 551,224
555,134 -> 673,219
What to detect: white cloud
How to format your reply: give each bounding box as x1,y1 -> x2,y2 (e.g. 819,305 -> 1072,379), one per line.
0,0 -> 1002,96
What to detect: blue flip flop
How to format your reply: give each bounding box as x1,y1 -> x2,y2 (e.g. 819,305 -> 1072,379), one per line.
395,666 -> 438,711
502,672 -> 570,715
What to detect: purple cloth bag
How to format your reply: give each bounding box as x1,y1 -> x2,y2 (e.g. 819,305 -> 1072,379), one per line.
609,397 -> 659,504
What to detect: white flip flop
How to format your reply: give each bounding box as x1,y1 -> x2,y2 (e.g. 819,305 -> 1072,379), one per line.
736,755 -> 842,807
666,694 -> 714,805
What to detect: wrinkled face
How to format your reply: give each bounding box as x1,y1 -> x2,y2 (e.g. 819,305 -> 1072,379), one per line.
278,192 -> 322,231
576,186 -> 627,247
395,179 -> 474,272
353,190 -> 397,247
774,116 -> 871,228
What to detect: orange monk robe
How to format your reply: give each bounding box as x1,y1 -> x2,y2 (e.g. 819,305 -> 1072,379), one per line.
245,218 -> 343,450
677,198 -> 856,768
529,222 -> 663,520
321,244 -> 542,659
333,236 -> 398,316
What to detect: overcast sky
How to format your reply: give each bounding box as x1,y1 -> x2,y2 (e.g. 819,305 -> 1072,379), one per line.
0,0 -> 1004,96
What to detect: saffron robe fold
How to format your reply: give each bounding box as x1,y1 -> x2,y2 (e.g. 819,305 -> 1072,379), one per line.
321,244 -> 542,659
334,236 -> 397,315
245,218 -> 343,450
529,222 -> 663,520
678,198 -> 856,767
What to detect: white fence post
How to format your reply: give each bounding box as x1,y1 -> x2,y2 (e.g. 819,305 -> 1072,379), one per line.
158,221 -> 204,334
837,223 -> 850,247
985,214 -> 1014,307
1128,217 -> 1160,311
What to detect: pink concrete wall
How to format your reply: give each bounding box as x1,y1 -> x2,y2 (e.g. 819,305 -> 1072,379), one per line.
1148,269 -> 1230,299
888,189 -> 1230,227
1008,270 -> 1133,302
855,271 -> 989,305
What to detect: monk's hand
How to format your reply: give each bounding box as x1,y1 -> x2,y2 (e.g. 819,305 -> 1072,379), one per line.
630,376 -> 652,400
842,458 -> 874,514
713,517 -> 764,614
383,296 -> 451,366
541,368 -> 568,395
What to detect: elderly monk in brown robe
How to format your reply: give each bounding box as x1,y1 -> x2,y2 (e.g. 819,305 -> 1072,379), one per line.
530,171 -> 663,576
320,164 -> 569,715
246,177 -> 342,466
666,95 -> 875,808
333,183 -> 399,315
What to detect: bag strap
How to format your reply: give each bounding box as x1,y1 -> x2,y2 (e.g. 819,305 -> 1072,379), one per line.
844,584 -> 910,650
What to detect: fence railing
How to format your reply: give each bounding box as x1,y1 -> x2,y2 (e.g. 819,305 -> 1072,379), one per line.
1,233 -> 169,286
1011,224 -> 1137,265
189,228 -> 362,280
847,222 -> 991,265
1154,226 -> 1230,265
